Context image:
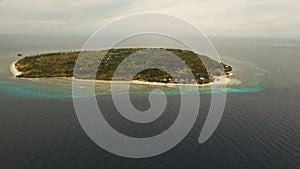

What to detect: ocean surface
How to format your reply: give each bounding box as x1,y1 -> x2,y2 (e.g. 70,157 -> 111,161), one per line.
0,34 -> 300,168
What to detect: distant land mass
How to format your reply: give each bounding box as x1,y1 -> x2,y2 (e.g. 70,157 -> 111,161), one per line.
14,48 -> 232,84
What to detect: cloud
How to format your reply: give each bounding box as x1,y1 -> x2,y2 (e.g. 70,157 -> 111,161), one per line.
0,0 -> 299,37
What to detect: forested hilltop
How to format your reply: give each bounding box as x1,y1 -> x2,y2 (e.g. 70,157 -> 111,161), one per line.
15,48 -> 232,84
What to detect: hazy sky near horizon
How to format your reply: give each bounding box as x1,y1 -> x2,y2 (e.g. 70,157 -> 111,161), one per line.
0,0 -> 299,37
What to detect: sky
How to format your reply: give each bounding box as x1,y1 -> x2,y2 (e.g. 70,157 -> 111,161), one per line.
0,0 -> 299,37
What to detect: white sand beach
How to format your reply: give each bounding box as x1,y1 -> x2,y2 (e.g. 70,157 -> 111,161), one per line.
71,76 -> 231,87
10,61 -> 22,77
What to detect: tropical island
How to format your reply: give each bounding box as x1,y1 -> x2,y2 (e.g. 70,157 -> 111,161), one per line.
12,48 -> 232,85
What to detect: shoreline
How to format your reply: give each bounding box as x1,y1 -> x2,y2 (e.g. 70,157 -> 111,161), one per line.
45,75 -> 231,87
10,61 -> 23,77
10,60 -> 231,87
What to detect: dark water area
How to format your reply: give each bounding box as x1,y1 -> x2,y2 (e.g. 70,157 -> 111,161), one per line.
1,91 -> 299,169
0,35 -> 300,168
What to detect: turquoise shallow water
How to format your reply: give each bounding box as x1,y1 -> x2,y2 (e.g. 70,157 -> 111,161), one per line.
0,80 -> 70,99
0,55 -> 268,99
0,77 -> 264,99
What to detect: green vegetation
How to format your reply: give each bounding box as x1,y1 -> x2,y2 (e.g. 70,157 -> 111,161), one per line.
15,48 -> 232,84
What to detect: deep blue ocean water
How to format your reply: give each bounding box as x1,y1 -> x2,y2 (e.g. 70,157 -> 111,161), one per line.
0,34 -> 299,168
